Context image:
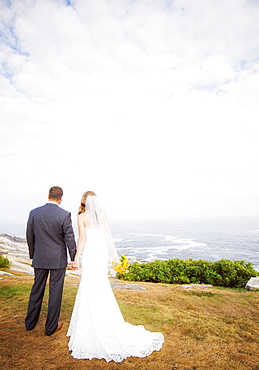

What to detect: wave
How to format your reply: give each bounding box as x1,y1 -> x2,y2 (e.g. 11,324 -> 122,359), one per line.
164,236 -> 206,247
137,233 -> 166,238
246,230 -> 259,234
113,238 -> 123,242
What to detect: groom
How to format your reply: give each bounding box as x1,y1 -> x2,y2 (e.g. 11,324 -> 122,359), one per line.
25,186 -> 77,336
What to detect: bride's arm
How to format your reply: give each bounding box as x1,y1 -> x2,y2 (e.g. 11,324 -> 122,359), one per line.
72,214 -> 86,270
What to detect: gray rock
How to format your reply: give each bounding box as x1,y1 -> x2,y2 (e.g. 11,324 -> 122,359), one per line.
111,282 -> 145,291
0,270 -> 14,276
8,256 -> 34,275
245,277 -> 259,290
0,234 -> 26,243
182,284 -> 213,289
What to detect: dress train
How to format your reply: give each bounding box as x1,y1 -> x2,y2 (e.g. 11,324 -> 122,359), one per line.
67,228 -> 164,362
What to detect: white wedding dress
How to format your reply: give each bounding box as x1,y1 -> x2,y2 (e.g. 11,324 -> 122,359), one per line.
67,226 -> 164,362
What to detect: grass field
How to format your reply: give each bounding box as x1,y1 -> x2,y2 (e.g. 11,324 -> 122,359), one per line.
1,269 -> 259,370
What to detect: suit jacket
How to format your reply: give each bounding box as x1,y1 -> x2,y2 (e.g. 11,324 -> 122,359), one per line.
26,203 -> 77,269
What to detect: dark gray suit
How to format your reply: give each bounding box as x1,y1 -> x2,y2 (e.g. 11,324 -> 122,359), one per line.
25,202 -> 76,335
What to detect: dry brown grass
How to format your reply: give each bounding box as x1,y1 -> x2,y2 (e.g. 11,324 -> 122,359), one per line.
1,269 -> 259,370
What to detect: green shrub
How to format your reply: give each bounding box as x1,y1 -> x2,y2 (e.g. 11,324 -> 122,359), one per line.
0,255 -> 10,268
212,259 -> 256,288
117,258 -> 258,288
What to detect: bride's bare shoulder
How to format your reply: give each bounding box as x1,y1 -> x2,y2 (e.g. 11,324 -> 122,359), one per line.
78,212 -> 86,219
78,212 -> 87,224
78,211 -> 92,228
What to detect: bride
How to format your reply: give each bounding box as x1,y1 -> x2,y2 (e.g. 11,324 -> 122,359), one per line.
67,191 -> 164,362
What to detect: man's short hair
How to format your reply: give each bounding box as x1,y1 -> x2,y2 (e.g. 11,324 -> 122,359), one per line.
49,186 -> 63,200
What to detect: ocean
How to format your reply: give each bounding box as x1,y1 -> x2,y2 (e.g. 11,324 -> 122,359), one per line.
1,216 -> 259,270
110,216 -> 259,271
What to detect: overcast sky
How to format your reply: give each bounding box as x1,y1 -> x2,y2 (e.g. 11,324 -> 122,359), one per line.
1,0 -> 259,225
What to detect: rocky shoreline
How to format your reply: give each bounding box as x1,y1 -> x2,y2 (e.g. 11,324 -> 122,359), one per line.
0,233 -> 33,275
0,233 -> 29,259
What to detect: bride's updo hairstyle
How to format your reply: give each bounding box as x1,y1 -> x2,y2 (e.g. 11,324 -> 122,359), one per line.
78,191 -> 96,215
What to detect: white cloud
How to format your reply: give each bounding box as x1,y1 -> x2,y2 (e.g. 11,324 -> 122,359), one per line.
0,0 -> 259,225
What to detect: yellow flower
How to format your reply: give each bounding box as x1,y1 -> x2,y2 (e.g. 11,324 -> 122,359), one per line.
112,255 -> 130,274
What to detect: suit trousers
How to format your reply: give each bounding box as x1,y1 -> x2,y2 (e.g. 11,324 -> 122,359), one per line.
25,267 -> 66,336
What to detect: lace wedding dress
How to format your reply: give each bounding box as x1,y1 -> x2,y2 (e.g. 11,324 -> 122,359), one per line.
67,224 -> 164,362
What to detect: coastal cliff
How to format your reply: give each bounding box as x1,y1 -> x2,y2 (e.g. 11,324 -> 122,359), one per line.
0,234 -> 29,260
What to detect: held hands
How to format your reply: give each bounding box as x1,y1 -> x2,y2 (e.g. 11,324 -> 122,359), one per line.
69,248 -> 80,271
70,260 -> 79,271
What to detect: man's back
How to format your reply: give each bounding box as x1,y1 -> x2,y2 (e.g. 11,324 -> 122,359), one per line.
26,203 -> 76,269
25,186 -> 77,336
